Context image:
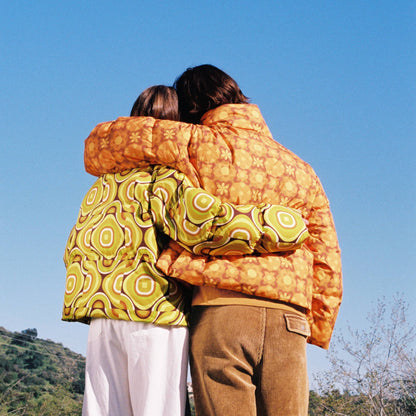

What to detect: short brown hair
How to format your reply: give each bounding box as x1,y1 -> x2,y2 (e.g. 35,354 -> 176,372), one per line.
174,64 -> 249,124
130,85 -> 180,121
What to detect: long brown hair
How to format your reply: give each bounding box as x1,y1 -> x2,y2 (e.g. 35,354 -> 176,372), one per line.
130,85 -> 180,121
174,64 -> 249,124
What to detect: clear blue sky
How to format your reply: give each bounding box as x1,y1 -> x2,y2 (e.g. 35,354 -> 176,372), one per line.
1,1 -> 415,382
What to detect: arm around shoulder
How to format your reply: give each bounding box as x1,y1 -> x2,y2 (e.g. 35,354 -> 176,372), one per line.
84,116 -> 206,185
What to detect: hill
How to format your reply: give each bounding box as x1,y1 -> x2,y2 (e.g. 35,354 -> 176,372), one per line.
0,326 -> 84,415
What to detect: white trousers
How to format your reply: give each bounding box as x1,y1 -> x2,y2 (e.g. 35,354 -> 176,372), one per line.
82,319 -> 189,416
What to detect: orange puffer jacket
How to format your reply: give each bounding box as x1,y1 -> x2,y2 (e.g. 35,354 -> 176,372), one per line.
84,104 -> 342,349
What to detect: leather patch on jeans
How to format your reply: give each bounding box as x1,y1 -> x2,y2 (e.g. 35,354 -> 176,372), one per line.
284,314 -> 311,337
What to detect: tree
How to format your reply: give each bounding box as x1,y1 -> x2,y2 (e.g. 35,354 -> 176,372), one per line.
314,295 -> 416,415
21,328 -> 38,340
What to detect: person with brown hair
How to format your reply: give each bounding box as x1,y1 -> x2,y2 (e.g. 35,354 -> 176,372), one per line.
130,85 -> 180,120
173,64 -> 249,124
82,65 -> 342,415
63,84 -> 309,416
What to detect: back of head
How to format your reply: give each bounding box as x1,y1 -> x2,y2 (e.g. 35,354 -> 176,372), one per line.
174,64 -> 249,124
130,85 -> 180,121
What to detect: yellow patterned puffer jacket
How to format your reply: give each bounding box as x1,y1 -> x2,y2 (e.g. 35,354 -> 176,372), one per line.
83,104 -> 342,348
63,166 -> 308,326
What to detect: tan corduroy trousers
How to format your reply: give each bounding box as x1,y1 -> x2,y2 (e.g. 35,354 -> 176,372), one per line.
189,305 -> 310,416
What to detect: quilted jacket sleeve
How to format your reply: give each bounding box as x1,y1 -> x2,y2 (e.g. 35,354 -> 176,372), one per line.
84,117 -> 202,186
149,168 -> 309,256
304,175 -> 342,349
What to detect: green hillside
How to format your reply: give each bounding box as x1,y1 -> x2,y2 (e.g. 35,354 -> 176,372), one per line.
0,326 -> 84,415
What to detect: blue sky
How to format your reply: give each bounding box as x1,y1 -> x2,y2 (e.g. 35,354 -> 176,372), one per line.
1,1 -> 415,382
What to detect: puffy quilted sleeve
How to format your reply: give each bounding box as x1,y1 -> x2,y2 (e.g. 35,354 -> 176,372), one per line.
149,168 -> 309,256
303,176 -> 343,349
84,116 -> 204,186
156,173 -> 342,349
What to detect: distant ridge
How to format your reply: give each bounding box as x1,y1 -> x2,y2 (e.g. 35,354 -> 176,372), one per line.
0,326 -> 84,415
